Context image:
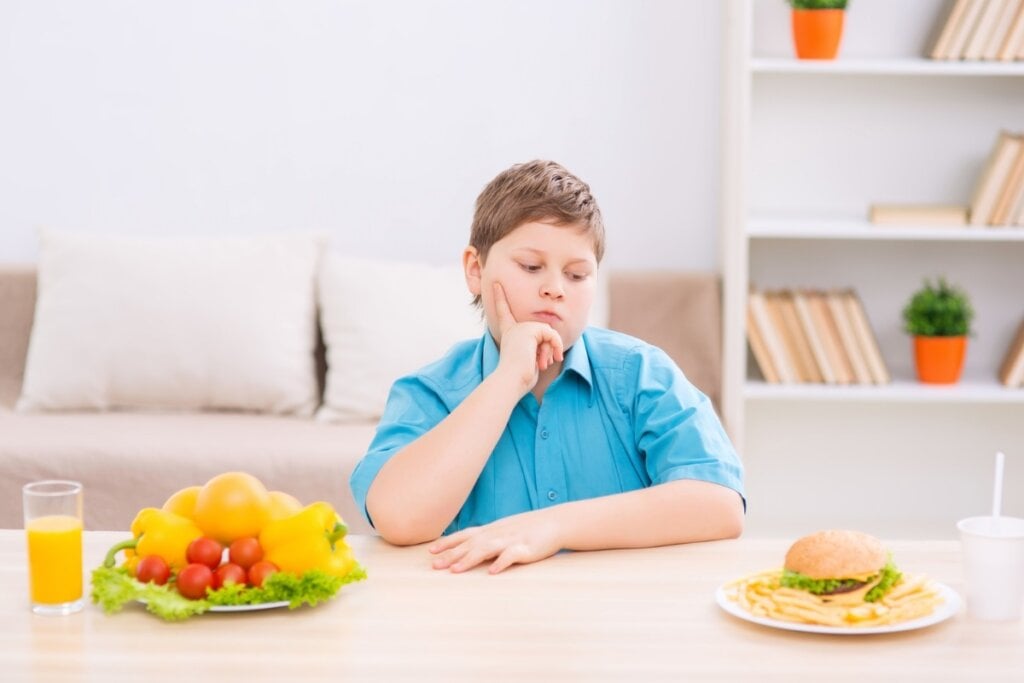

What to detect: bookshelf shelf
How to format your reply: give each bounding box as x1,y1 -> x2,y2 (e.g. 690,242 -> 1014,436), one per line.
748,218 -> 1024,241
751,58 -> 1024,77
743,379 -> 1024,404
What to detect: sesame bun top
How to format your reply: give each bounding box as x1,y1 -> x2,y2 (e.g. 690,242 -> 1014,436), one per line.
783,530 -> 887,580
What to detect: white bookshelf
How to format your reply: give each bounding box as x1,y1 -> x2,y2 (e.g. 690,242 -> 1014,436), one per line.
721,0 -> 1024,536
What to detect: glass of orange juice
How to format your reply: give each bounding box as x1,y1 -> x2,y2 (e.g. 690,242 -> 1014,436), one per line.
23,480 -> 84,616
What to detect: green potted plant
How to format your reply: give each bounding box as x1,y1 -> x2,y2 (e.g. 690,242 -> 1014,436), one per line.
788,0 -> 848,60
902,277 -> 974,384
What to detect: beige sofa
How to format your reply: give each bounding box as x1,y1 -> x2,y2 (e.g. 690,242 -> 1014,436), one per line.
0,265 -> 721,532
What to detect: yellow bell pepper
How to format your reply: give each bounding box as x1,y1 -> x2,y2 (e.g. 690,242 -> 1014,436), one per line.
258,502 -> 353,578
103,508 -> 204,571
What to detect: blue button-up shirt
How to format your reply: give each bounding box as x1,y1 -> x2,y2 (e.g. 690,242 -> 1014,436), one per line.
350,327 -> 744,533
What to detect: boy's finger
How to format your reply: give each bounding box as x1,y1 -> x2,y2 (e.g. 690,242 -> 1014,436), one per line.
492,282 -> 517,329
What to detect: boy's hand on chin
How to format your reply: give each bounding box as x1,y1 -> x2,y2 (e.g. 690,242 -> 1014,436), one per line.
491,282 -> 564,394
428,510 -> 562,574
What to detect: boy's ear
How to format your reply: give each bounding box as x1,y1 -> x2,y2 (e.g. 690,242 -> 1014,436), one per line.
463,246 -> 483,296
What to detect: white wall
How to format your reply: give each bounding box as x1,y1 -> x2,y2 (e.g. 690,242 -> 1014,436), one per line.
0,0 -> 722,271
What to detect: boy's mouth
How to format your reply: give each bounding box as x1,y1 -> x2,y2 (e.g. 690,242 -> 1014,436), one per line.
532,311 -> 562,324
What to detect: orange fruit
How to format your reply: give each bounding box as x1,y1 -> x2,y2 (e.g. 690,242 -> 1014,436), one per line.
267,490 -> 303,520
161,485 -> 201,519
192,472 -> 272,544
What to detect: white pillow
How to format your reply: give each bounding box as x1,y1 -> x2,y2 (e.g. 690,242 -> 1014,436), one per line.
316,255 -> 483,422
18,230 -> 323,415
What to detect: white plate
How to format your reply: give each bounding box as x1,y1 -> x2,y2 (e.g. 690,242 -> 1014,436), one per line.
206,601 -> 289,613
715,580 -> 961,635
137,599 -> 290,613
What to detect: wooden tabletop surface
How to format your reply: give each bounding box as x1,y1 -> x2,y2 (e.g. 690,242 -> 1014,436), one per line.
2,530 -> 1022,681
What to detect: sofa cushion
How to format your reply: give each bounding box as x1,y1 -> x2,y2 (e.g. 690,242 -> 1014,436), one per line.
316,254 -> 484,422
18,230 -> 323,415
0,409 -> 376,533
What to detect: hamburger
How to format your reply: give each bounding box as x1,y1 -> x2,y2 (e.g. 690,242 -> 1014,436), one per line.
780,530 -> 902,603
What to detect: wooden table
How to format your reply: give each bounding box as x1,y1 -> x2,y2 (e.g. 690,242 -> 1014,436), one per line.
2,531 -> 1022,681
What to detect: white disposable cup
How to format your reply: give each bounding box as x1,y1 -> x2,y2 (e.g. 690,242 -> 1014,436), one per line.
957,515 -> 1024,621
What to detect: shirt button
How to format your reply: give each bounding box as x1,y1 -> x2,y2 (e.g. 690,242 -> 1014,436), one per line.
540,429 -> 549,440
547,490 -> 558,501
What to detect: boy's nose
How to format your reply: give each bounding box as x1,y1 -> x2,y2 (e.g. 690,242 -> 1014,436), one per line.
540,277 -> 564,299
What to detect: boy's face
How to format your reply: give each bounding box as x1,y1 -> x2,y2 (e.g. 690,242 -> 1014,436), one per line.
464,220 -> 598,351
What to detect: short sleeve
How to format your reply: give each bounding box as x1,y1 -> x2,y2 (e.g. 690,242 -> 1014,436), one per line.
629,347 -> 745,504
348,374 -> 451,527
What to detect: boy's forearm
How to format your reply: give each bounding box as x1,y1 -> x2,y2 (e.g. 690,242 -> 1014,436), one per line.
367,370 -> 523,545
549,479 -> 744,551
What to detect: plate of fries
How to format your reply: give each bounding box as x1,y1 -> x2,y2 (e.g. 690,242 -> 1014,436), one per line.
716,569 -> 960,634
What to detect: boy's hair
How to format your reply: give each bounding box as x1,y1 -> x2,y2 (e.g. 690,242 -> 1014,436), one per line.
470,159 -> 605,267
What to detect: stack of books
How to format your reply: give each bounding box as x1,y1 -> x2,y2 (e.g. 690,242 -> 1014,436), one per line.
970,130 -> 1024,226
747,288 -> 890,385
930,0 -> 1024,61
998,318 -> 1024,386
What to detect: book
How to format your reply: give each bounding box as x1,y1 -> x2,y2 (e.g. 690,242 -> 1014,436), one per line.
1012,173 -> 1024,224
869,204 -> 968,226
826,290 -> 872,384
991,135 -> 1024,225
765,290 -> 808,383
932,0 -> 976,59
808,291 -> 854,385
746,307 -> 780,383
997,318 -> 1024,386
964,0 -> 1010,60
970,131 -> 1023,226
842,290 -> 891,385
793,289 -> 836,384
947,0 -> 990,59
984,0 -> 1022,59
1000,0 -> 1024,60
748,290 -> 796,384
776,291 -> 824,383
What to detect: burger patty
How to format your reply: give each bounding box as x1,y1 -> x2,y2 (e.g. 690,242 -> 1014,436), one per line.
820,580 -> 868,595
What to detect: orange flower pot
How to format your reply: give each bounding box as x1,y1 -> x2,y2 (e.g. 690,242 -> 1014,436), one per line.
791,9 -> 845,60
913,336 -> 967,384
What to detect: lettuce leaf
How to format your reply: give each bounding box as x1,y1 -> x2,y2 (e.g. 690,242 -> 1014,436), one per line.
780,570 -> 865,596
90,562 -> 367,621
864,561 -> 902,602
779,558 -> 902,603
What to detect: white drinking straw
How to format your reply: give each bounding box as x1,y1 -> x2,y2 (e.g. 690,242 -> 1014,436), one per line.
992,451 -> 1005,518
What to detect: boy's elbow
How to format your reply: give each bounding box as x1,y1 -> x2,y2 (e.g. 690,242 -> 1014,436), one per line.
367,500 -> 442,546
717,492 -> 745,539
375,519 -> 438,547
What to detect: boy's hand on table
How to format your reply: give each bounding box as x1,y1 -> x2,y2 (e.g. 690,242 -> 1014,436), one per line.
491,282 -> 563,394
427,510 -> 562,574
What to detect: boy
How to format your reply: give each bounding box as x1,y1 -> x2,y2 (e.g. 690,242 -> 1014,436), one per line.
350,160 -> 744,574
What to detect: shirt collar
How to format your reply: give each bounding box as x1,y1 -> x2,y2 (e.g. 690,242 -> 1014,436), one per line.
481,329 -> 595,401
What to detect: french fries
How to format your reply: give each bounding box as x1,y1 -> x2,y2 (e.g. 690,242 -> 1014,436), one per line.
724,569 -> 943,628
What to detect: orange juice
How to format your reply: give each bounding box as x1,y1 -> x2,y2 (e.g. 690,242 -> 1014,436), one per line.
26,514 -> 83,604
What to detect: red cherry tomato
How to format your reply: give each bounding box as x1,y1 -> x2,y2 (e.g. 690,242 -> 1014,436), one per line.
213,563 -> 248,589
176,563 -> 214,600
247,560 -> 279,588
135,555 -> 170,585
228,537 -> 264,570
186,537 -> 224,570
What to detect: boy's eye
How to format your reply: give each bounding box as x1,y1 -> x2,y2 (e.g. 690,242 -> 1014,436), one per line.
567,272 -> 589,282
519,263 -> 541,273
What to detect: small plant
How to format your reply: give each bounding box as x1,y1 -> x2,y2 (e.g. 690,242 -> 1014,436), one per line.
902,278 -> 974,337
788,0 -> 848,9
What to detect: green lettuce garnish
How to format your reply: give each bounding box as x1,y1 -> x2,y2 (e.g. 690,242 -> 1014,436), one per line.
780,559 -> 902,603
864,561 -> 902,602
91,563 -> 367,621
